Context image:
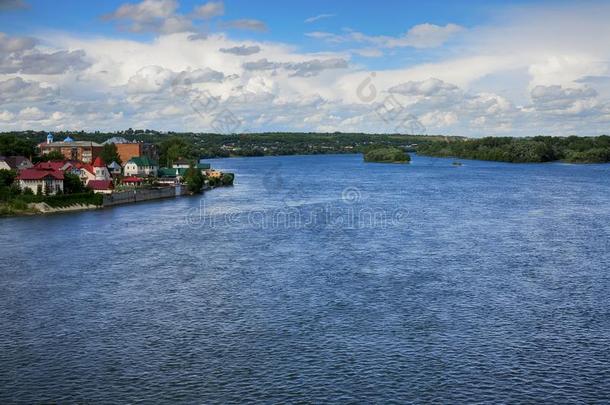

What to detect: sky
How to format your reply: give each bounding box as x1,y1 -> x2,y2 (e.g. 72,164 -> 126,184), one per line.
1,0 -> 610,136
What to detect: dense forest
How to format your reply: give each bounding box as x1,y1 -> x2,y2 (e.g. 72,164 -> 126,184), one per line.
416,136 -> 610,163
1,130 -> 610,164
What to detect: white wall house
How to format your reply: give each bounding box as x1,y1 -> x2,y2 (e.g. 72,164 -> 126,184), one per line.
124,157 -> 158,177
17,169 -> 64,195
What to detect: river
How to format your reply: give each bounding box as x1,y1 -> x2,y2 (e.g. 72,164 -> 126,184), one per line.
1,154 -> 609,402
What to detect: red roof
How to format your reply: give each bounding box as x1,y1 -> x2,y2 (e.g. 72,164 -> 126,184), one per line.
17,168 -> 64,180
73,161 -> 94,175
92,156 -> 106,167
122,176 -> 143,183
87,180 -> 114,190
34,161 -> 68,171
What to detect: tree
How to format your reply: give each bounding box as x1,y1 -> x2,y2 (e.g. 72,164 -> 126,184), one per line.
0,169 -> 16,188
63,173 -> 86,194
36,150 -> 65,162
99,143 -> 122,165
221,173 -> 234,186
159,137 -> 195,167
184,167 -> 204,193
0,135 -> 36,157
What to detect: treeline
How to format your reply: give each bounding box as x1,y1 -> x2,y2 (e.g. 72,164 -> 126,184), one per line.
0,131 -> 458,163
417,136 -> 610,163
2,131 -> 610,164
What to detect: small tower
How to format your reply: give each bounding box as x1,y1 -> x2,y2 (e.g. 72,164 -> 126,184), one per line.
46,133 -> 54,144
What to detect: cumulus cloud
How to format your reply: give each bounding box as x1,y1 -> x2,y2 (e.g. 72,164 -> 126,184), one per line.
219,45 -> 261,55
0,32 -> 36,53
102,0 -> 193,34
194,1 -> 224,19
0,32 -> 90,74
0,77 -> 56,102
5,2 -> 610,136
18,106 -> 46,121
243,57 -> 348,77
306,23 -> 464,49
531,85 -> 598,113
222,19 -> 268,32
389,78 -> 461,97
126,65 -> 224,94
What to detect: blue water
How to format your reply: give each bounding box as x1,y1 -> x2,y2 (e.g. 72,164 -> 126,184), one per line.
1,154 -> 610,403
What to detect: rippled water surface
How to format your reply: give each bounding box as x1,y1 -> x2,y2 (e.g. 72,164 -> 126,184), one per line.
1,154 -> 610,403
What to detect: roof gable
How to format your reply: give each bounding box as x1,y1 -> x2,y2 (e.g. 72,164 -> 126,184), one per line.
128,156 -> 158,167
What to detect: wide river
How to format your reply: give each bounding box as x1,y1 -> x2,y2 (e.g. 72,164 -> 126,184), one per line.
1,154 -> 610,403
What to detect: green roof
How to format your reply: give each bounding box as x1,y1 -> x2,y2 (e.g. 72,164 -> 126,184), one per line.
196,163 -> 211,170
128,156 -> 158,166
158,167 -> 187,177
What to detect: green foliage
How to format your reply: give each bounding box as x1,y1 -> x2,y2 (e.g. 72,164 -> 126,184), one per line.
99,143 -> 122,165
184,167 -> 205,193
35,150 -> 65,162
0,134 -> 36,157
159,137 -> 197,167
63,173 -> 86,194
364,147 -> 410,163
220,172 -> 234,186
417,136 -> 610,164
0,169 -> 16,187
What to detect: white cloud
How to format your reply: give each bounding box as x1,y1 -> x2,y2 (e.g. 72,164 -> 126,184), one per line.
0,77 -> 56,102
194,1 -> 224,19
306,23 -> 464,49
102,0 -> 193,34
304,14 -> 335,24
4,2 -> 610,136
219,45 -> 261,56
18,106 -> 46,120
0,110 -> 15,121
222,19 -> 268,32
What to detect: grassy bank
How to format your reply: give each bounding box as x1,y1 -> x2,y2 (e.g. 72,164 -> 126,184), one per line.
0,192 -> 103,217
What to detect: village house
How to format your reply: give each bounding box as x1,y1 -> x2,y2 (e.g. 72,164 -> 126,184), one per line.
91,157 -> 111,181
17,168 -> 64,195
121,176 -> 144,187
0,156 -> 33,171
103,137 -> 159,163
87,180 -> 114,194
107,161 -> 122,176
124,156 -> 158,177
172,159 -> 191,169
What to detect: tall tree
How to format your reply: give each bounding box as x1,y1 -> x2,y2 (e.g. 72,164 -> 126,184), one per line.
99,143 -> 122,165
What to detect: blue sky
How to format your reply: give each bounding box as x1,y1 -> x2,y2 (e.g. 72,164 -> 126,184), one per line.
1,0 -> 609,135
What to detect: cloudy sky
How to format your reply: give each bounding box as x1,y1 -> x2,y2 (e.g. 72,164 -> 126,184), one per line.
1,0 -> 610,136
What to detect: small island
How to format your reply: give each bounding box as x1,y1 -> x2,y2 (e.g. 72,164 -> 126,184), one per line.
363,147 -> 411,163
